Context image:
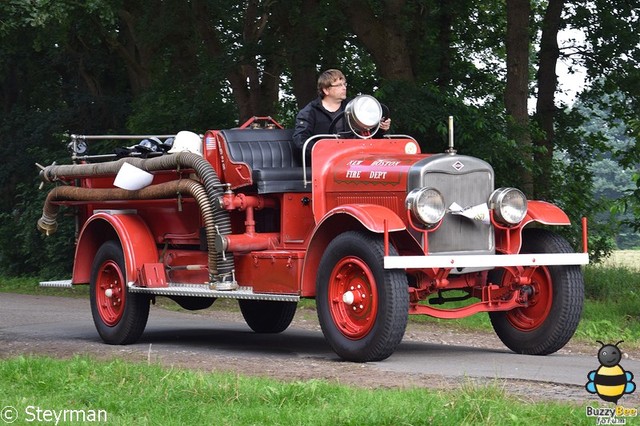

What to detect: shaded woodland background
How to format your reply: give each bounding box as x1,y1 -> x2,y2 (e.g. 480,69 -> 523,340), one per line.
1,0 -> 639,277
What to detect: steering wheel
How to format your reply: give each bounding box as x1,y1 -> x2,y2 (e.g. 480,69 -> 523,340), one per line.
327,110 -> 371,139
328,111 -> 348,136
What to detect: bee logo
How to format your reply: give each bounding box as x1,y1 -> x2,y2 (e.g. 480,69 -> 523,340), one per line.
585,340 -> 636,404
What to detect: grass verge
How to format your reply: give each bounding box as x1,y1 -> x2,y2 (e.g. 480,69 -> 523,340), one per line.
0,355 -> 596,426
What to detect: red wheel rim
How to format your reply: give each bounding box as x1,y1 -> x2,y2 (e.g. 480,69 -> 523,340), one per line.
95,260 -> 126,326
327,257 -> 378,339
505,267 -> 553,331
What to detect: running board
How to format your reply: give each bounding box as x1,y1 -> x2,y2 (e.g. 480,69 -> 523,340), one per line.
128,283 -> 300,302
40,279 -> 300,302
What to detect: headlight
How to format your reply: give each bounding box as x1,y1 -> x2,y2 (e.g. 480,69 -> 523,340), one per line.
406,188 -> 446,227
489,187 -> 527,225
345,95 -> 382,138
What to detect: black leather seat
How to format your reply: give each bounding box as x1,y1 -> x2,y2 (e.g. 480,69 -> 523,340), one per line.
220,129 -> 310,193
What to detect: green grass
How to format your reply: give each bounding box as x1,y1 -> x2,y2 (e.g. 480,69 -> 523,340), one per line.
0,355 -> 595,426
0,276 -> 88,297
576,265 -> 640,344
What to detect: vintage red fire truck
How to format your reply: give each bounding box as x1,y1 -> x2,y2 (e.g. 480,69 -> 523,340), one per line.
38,95 -> 588,362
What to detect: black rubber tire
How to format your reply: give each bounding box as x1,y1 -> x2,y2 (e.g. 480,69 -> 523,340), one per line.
169,296 -> 216,311
90,240 -> 150,344
316,231 -> 409,362
489,228 -> 584,355
238,300 -> 297,333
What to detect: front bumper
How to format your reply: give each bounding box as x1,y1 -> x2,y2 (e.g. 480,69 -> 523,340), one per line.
383,252 -> 589,269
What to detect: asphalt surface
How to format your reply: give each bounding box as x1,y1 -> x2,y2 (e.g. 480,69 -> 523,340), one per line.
2,292 -> 639,393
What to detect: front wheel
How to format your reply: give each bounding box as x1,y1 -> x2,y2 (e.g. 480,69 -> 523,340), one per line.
90,240 -> 150,344
316,231 -> 408,362
489,228 -> 584,355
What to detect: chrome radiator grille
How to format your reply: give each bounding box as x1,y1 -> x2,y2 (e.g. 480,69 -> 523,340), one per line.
408,154 -> 495,255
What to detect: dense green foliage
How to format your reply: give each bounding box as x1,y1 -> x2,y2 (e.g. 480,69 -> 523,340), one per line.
0,355 -> 596,425
1,1 -> 639,275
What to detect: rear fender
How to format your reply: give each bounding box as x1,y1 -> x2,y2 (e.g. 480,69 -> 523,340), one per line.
300,204 -> 405,296
72,212 -> 157,285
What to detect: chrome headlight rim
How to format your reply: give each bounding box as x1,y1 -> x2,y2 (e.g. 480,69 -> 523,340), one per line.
489,187 -> 528,225
406,187 -> 446,227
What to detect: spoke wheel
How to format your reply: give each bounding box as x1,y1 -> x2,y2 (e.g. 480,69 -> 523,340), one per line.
95,259 -> 126,326
327,257 -> 379,339
317,231 -> 408,362
90,240 -> 150,345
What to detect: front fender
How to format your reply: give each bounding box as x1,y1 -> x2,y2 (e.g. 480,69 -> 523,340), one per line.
300,204 -> 405,296
524,200 -> 571,225
496,201 -> 572,254
321,204 -> 406,233
72,212 -> 157,285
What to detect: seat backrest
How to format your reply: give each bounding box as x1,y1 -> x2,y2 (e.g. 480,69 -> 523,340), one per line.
220,129 -> 298,170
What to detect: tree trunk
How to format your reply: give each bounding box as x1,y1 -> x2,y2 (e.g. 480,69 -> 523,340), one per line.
1,61 -> 18,115
535,0 -> 565,199
192,0 -> 282,123
436,0 -> 453,90
109,8 -> 153,95
275,0 -> 322,108
340,0 -> 415,82
505,0 -> 533,196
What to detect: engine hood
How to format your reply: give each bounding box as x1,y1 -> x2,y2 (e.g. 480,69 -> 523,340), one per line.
324,153 -> 428,191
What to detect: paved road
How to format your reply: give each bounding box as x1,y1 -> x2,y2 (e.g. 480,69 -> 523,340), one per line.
2,293 -> 638,393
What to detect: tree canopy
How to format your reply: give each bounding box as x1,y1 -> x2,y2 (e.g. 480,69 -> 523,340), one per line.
1,0 -> 639,276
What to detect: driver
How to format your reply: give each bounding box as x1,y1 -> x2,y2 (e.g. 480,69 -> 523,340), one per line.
292,69 -> 391,152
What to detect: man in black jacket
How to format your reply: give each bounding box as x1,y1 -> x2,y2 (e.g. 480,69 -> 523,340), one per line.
292,69 -> 390,156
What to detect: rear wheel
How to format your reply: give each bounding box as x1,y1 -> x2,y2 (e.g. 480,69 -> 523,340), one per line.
316,231 -> 408,362
90,240 -> 150,344
238,300 -> 297,333
489,229 -> 584,355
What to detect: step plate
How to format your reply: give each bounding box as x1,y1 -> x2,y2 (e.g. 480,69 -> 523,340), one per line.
39,280 -> 73,288
128,283 -> 300,302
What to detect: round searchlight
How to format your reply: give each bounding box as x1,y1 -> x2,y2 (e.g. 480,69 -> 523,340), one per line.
344,95 -> 383,138
489,187 -> 527,225
406,187 -> 446,227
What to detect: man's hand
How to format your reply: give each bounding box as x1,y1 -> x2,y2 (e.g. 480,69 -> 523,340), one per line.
379,118 -> 391,132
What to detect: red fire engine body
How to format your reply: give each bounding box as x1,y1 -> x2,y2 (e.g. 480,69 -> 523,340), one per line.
38,97 -> 588,362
